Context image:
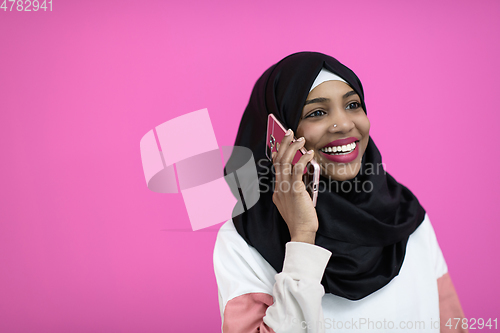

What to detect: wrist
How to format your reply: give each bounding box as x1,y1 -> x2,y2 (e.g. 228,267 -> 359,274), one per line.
290,231 -> 316,244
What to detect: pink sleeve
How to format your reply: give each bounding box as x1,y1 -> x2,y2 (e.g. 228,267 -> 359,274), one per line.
223,293 -> 275,333
438,272 -> 468,333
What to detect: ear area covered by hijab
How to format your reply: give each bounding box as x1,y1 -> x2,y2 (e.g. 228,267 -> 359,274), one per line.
225,51 -> 425,300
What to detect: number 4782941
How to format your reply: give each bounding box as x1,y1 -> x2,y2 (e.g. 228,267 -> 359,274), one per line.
446,318 -> 497,330
1,0 -> 53,11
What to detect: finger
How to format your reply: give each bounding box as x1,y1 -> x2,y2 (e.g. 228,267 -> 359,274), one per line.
281,136 -> 306,168
293,149 -> 314,184
272,150 -> 285,193
275,129 -> 294,163
281,139 -> 307,194
275,130 -> 296,180
272,148 -> 281,179
279,136 -> 306,181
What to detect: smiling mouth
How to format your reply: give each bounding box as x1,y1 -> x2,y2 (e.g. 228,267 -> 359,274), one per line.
320,141 -> 359,155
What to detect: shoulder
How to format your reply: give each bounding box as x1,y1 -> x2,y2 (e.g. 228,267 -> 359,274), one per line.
409,213 -> 438,247
213,219 -> 249,253
213,219 -> 271,272
408,213 -> 448,279
213,220 -> 277,307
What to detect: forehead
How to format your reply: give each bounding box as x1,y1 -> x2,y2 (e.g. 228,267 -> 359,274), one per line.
307,80 -> 353,99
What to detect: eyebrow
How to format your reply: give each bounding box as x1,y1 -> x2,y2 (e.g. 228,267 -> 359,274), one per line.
304,90 -> 358,105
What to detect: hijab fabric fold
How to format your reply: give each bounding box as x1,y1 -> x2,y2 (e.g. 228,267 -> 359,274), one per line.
225,52 -> 425,300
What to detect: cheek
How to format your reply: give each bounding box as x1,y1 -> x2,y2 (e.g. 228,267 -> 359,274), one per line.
364,121 -> 370,148
365,117 -> 371,134
355,115 -> 370,151
297,124 -> 322,148
356,115 -> 370,138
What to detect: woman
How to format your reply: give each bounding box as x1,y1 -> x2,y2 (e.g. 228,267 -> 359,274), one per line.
214,52 -> 466,333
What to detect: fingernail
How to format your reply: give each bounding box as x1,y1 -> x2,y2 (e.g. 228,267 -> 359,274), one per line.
307,150 -> 314,154
297,137 -> 304,141
285,129 -> 292,136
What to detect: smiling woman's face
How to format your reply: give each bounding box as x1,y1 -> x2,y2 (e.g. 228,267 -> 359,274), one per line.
296,80 -> 370,181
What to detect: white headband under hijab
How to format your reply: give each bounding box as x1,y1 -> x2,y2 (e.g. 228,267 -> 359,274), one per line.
309,68 -> 347,92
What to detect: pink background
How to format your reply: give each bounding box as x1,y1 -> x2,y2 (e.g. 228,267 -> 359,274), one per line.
1,0 -> 499,331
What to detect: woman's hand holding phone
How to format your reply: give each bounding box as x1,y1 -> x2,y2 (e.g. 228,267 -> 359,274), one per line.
272,129 -> 319,245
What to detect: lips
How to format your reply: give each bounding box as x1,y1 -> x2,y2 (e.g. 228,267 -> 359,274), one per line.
319,137 -> 360,163
324,137 -> 359,147
320,144 -> 359,163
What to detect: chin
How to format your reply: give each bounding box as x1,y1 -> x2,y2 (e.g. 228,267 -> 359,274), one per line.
322,167 -> 361,181
321,160 -> 361,181
329,173 -> 358,181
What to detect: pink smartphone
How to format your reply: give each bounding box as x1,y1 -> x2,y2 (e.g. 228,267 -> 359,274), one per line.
266,114 -> 320,206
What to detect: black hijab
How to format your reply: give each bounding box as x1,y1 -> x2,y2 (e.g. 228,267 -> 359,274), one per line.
225,52 -> 426,300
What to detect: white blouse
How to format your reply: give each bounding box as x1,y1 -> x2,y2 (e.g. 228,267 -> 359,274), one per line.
213,213 -> 448,333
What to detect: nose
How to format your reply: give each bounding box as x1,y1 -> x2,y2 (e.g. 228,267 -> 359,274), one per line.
328,109 -> 355,134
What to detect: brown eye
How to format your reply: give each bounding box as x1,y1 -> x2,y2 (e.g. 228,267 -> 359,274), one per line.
346,102 -> 361,110
306,110 -> 326,118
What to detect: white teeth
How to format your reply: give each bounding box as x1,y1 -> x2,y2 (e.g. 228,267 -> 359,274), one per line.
321,141 -> 357,154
